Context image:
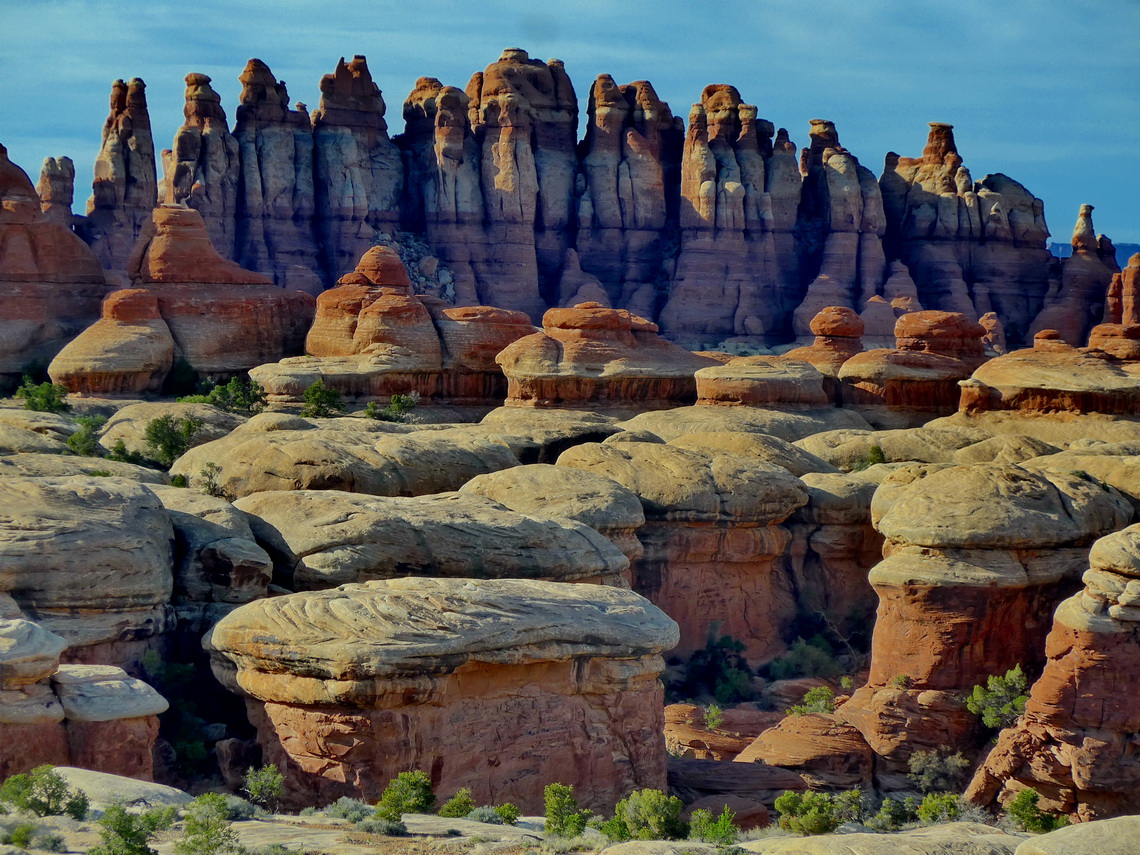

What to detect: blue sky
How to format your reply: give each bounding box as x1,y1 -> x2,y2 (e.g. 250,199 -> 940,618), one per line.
2,0 -> 1137,243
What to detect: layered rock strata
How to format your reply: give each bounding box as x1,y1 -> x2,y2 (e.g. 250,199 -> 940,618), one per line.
0,145 -> 105,379
557,441 -> 808,663
782,306 -> 865,381
966,524 -> 1140,820
839,464 -> 1132,786
695,356 -> 832,408
37,156 -> 75,227
496,302 -> 721,409
205,578 -> 678,811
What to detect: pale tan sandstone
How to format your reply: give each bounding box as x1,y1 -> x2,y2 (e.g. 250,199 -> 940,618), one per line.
557,441 -> 807,663
1012,816 -> 1140,855
695,357 -> 832,407
736,823 -> 1021,854
48,289 -> 174,395
459,464 -> 645,564
205,578 -> 677,811
927,410 -> 1140,446
793,425 -> 990,470
99,402 -> 244,459
0,454 -> 167,483
235,488 -> 626,589
668,432 -> 839,478
617,404 -> 871,443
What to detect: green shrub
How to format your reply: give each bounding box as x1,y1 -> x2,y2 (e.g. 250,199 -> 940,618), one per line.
492,803 -> 520,826
0,766 -> 88,819
324,798 -> 371,823
850,444 -> 886,472
1,822 -> 39,849
787,686 -> 836,716
917,793 -> 961,825
363,392 -> 419,423
144,415 -> 203,468
241,765 -> 283,813
354,818 -> 406,836
15,378 -> 70,413
437,788 -> 476,818
221,796 -> 258,821
89,804 -> 176,855
774,791 -> 840,835
106,440 -> 152,468
543,783 -> 591,837
186,378 -> 266,416
967,665 -> 1029,729
688,805 -> 739,845
907,749 -> 971,794
765,637 -> 842,681
374,770 -> 434,821
865,796 -> 917,831
840,676 -> 854,692
173,793 -> 238,855
67,415 -> 106,456
464,806 -> 503,825
33,830 -> 66,852
704,703 -> 724,730
891,674 -> 912,689
300,380 -> 344,418
1007,788 -> 1069,834
196,462 -> 232,500
670,631 -> 755,704
609,789 -> 686,841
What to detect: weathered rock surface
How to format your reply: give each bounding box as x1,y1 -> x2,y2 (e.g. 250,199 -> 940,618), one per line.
37,156 -> 75,227
99,401 -> 244,459
794,425 -> 990,470
783,306 -> 865,379
668,431 -> 839,477
737,822 -> 1022,854
0,454 -> 167,483
125,205 -> 314,375
497,303 -> 720,409
1012,815 -> 1140,855
735,712 -> 873,788
841,464 -> 1132,786
664,703 -> 781,761
696,356 -> 832,407
206,578 -> 678,811
83,78 -> 158,285
48,289 -> 174,395
617,404 -> 871,443
233,489 -> 628,589
459,463 -> 645,564
0,144 -> 105,378
967,525 -> 1140,820
557,441 -> 807,662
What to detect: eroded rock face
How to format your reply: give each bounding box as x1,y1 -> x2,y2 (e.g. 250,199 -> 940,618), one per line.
127,205 -> 314,374
967,524 -> 1140,821
783,306 -> 865,380
205,578 -> 678,811
0,144 -> 106,379
233,489 -> 627,589
233,59 -> 322,294
839,464 -> 1132,786
497,302 -> 720,409
37,156 -> 75,227
84,78 -> 158,285
735,712 -> 873,788
695,356 -> 832,408
557,441 -> 808,663
48,289 -> 174,395
880,122 -> 1053,345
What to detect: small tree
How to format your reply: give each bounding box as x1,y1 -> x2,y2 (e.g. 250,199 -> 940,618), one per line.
609,789 -> 686,841
492,803 -> 520,825
774,791 -> 840,835
300,379 -> 344,418
907,749 -> 971,794
0,765 -> 88,819
363,392 -> 419,423
967,665 -> 1029,729
703,703 -> 724,730
437,788 -> 476,818
374,770 -> 435,821
174,794 -> 238,855
1007,788 -> 1069,834
787,686 -> 836,716
917,793 -> 961,825
204,378 -> 267,416
67,415 -> 106,457
90,804 -> 176,855
241,765 -> 284,813
688,805 -> 739,845
543,783 -> 590,837
144,414 -> 204,468
15,378 -> 70,413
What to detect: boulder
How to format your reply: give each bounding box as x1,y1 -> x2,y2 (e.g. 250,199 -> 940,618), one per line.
734,713 -> 873,788
205,578 -> 678,811
617,405 -> 871,443
695,357 -> 832,407
668,432 -> 839,477
664,703 -> 781,761
1012,816 -> 1140,855
98,402 -> 244,459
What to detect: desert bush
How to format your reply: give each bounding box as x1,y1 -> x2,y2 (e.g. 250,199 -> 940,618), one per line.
492,803 -> 521,825
67,415 -> 106,456
374,770 -> 434,821
865,796 -> 917,831
916,793 -> 961,825
0,822 -> 39,849
15,378 -> 69,413
704,703 -> 724,730
688,805 -> 739,845
850,444 -> 886,472
891,674 -> 912,689
1006,788 -> 1069,834
354,818 -> 406,836
106,439 -> 152,467
464,806 -> 504,825
670,631 -> 755,704
363,392 -> 419,423
908,749 -> 970,794
967,665 -> 1029,729
173,794 -> 238,855
787,686 -> 836,716
89,804 -> 176,855
33,830 -> 66,852
765,636 -> 842,681
324,798 -> 371,823
144,414 -> 203,468
0,766 -> 88,819
241,765 -> 283,813
300,380 -> 344,418
605,788 -> 686,841
187,378 -> 266,416
773,791 -> 841,835
437,788 -> 476,818
221,796 -> 258,822
543,783 -> 591,837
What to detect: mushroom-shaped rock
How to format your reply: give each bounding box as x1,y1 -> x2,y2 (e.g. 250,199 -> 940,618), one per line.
496,302 -> 721,410
840,464 -> 1132,786
695,356 -> 831,407
967,525 -> 1140,821
783,307 -> 865,379
205,577 -> 678,811
459,464 -> 645,564
557,442 -> 807,663
233,489 -> 629,590
48,289 -> 175,395
0,478 -> 174,662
